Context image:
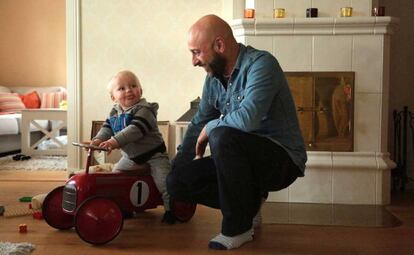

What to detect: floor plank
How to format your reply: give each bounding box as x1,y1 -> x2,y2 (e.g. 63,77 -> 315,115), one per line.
0,170 -> 67,182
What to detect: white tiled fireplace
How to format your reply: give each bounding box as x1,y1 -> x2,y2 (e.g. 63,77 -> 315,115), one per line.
227,0 -> 398,205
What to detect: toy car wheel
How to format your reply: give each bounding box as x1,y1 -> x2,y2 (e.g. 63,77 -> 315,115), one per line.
42,186 -> 74,230
75,197 -> 123,245
171,199 -> 197,222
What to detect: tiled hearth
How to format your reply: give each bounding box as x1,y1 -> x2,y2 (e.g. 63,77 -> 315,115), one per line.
230,14 -> 398,205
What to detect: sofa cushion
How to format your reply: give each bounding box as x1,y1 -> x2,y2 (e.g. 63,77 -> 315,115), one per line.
0,86 -> 11,93
0,93 -> 26,113
19,91 -> 41,109
40,91 -> 67,108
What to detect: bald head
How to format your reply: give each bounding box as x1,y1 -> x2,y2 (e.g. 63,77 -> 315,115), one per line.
188,15 -> 235,46
187,15 -> 240,76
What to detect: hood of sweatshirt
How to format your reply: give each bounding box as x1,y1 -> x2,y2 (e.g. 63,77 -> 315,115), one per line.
114,98 -> 159,116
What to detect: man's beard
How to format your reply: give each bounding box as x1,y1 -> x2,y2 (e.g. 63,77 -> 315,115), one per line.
208,52 -> 227,80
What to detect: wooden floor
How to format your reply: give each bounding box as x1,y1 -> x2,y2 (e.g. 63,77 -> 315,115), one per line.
1,170 -> 414,255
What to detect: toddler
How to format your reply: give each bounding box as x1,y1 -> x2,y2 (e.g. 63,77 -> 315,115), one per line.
91,70 -> 174,223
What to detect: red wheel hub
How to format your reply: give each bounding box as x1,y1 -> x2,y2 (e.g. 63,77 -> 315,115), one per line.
42,186 -> 74,230
75,197 -> 123,245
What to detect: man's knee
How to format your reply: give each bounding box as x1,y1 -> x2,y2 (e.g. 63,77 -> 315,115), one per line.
209,127 -> 239,152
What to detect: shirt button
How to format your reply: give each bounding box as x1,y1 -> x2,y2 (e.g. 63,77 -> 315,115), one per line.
226,102 -> 230,106
229,83 -> 232,86
237,96 -> 241,100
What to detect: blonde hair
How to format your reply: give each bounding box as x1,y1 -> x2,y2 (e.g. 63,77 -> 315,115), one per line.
107,70 -> 142,94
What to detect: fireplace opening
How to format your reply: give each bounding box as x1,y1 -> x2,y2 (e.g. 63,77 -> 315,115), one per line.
286,72 -> 354,152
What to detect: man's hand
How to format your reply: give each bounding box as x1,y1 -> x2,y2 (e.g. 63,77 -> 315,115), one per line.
195,127 -> 208,159
99,138 -> 119,155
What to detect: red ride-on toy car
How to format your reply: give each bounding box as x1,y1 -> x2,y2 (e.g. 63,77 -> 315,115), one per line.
42,142 -> 196,245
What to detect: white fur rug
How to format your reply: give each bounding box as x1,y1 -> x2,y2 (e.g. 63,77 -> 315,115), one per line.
0,154 -> 66,171
0,242 -> 35,255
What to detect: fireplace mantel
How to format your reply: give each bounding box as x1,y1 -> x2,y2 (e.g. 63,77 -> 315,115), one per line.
231,17 -> 399,36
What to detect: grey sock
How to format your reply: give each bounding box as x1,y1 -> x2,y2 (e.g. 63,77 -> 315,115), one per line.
208,228 -> 253,250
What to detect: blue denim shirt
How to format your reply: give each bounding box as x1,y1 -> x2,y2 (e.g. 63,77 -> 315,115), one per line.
175,44 -> 307,174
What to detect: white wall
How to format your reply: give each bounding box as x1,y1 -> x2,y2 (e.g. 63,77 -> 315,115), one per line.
80,0 -> 222,143
0,0 -> 66,87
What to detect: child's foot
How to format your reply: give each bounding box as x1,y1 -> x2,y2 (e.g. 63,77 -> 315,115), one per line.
162,211 -> 176,224
208,228 -> 253,250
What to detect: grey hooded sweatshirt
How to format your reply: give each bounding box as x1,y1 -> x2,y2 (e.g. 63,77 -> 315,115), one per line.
94,98 -> 166,164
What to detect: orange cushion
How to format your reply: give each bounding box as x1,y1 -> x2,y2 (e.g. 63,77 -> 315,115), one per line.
19,91 -> 41,108
0,93 -> 26,112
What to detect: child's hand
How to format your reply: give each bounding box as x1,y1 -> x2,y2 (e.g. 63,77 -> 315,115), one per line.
82,139 -> 101,151
90,139 -> 102,147
99,138 -> 119,155
81,139 -> 102,151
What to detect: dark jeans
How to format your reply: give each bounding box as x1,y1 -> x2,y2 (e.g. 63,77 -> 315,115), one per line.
167,127 -> 300,236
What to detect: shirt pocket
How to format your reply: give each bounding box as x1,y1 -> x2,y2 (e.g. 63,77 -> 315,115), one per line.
231,90 -> 244,109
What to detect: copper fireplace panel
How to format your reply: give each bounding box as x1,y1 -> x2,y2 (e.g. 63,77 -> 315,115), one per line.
285,72 -> 354,152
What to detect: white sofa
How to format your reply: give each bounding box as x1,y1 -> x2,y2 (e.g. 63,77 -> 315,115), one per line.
0,86 -> 66,156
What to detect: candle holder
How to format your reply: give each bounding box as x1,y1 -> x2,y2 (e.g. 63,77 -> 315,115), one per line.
244,9 -> 255,19
306,8 -> 318,18
340,7 -> 353,17
274,8 -> 285,18
372,6 -> 385,16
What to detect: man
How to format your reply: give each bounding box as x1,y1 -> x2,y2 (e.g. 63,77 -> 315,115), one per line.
167,14 -> 307,250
